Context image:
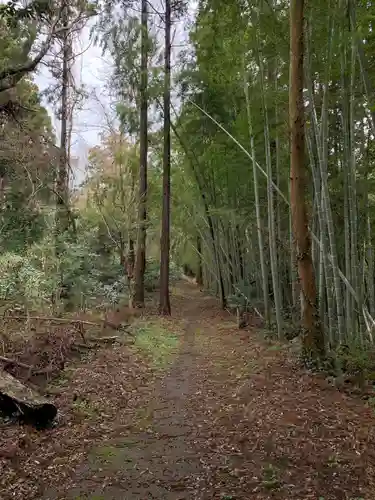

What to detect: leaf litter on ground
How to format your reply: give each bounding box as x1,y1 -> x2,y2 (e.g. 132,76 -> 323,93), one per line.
0,281 -> 374,499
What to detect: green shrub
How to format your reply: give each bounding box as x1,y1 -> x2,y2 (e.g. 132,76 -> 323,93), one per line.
0,221 -> 182,313
144,258 -> 181,292
0,234 -> 130,312
325,338 -> 375,388
227,279 -> 257,310
0,253 -> 28,304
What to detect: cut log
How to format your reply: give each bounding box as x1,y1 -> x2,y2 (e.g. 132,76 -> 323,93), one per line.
0,369 -> 57,428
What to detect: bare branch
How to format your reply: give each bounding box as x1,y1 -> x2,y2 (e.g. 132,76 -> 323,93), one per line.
0,9 -> 94,93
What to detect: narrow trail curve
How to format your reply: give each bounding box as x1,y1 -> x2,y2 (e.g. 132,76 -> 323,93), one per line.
7,280 -> 374,500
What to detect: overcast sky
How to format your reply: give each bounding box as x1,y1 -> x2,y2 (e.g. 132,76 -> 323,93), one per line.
34,1 -> 197,186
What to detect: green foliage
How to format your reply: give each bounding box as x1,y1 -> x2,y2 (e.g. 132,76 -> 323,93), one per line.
333,340 -> 375,384
261,463 -> 281,491
0,253 -> 27,302
96,2 -> 163,137
144,259 -> 181,292
0,249 -> 57,311
0,200 -> 47,253
0,225 -> 131,312
0,59 -> 55,252
227,280 -> 257,309
0,0 -> 54,24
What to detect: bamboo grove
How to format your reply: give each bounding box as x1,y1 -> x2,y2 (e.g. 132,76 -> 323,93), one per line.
169,0 -> 375,358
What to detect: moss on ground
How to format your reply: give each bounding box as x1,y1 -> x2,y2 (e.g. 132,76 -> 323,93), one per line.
88,443 -> 134,471
133,320 -> 179,369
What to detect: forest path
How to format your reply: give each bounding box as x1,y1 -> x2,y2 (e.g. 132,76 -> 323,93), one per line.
1,280 -> 375,499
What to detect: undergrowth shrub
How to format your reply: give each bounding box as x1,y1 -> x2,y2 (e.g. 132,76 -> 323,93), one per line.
144,259 -> 181,291
336,340 -> 375,380
0,251 -> 57,312
0,235 -> 130,313
227,280 -> 263,312
320,338 -> 375,391
0,232 -> 182,314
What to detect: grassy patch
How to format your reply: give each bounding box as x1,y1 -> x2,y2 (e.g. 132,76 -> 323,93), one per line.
133,321 -> 179,368
218,321 -> 237,331
366,396 -> 375,414
261,463 -> 281,491
72,397 -> 99,419
327,453 -> 341,468
134,404 -> 155,430
45,366 -> 76,395
267,343 -> 284,352
93,445 -> 120,461
235,359 -> 259,376
89,443 -> 133,470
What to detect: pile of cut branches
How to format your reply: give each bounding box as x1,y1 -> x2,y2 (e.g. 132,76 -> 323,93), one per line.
0,314 -> 132,385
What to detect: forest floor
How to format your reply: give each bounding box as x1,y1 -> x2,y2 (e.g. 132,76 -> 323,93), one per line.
1,280 -> 375,499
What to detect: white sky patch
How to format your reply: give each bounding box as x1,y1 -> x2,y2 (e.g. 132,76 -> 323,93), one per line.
34,0 -> 197,186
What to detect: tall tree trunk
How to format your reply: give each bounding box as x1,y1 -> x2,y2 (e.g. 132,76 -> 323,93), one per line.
128,237 -> 135,275
243,69 -> 270,326
340,23 -> 353,335
133,0 -> 148,308
258,51 -> 282,338
317,17 -> 345,342
307,130 -> 334,347
349,14 -> 360,334
55,1 -> 70,238
159,0 -> 171,315
289,0 -> 324,361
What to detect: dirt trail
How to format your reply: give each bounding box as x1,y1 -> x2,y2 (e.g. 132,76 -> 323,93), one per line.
1,281 -> 375,499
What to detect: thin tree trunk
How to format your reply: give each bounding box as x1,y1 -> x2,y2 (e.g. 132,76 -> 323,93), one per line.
349,15 -> 360,334
319,29 -> 345,343
289,195 -> 299,316
236,224 -> 245,281
306,130 -> 334,346
289,0 -> 324,361
133,0 -> 148,308
128,237 -> 135,274
196,234 -> 203,286
275,72 -> 282,251
305,16 -> 345,344
340,24 -> 353,333
159,0 -> 171,315
368,215 -> 375,318
243,68 -> 270,327
55,1 -> 70,237
257,41 -> 282,338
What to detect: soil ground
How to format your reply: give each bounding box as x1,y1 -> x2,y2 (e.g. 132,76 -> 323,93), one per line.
1,280 -> 375,499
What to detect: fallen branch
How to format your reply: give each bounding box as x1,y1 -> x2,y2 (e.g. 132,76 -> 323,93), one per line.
71,343 -> 97,351
9,315 -> 132,331
31,365 -> 61,376
102,321 -> 131,331
92,336 -> 120,343
0,356 -> 31,370
8,315 -> 101,327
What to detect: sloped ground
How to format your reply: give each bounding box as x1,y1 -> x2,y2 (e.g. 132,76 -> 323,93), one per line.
1,281 -> 375,499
